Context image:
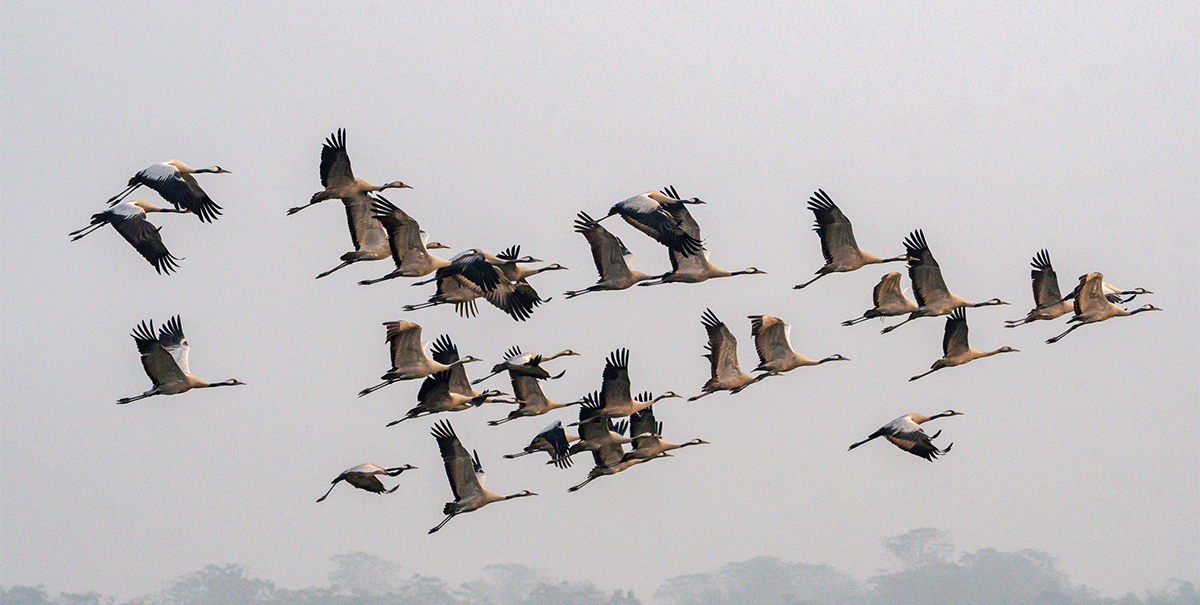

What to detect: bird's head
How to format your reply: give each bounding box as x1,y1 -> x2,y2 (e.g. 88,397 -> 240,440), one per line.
382,181 -> 413,190
689,439 -> 711,446
826,354 -> 850,362
1133,304 -> 1163,313
938,410 -> 964,418
543,264 -> 568,271
386,464 -> 417,475
559,350 -> 582,357
211,166 -> 232,174
982,298 -> 1009,306
458,356 -> 483,365
224,379 -> 247,386
425,241 -> 451,250
741,267 -> 766,275
656,391 -> 682,400
997,346 -> 1019,354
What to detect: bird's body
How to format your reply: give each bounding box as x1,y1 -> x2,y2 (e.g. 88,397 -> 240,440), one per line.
315,463 -> 416,502
689,310 -> 755,400
794,189 -> 907,289
1046,272 -> 1162,344
848,410 -> 962,461
909,309 -> 1017,381
108,160 -> 230,222
565,211 -> 658,297
358,322 -> 480,397
429,420 -> 536,534
600,191 -> 703,256
842,272 -> 919,326
69,199 -> 182,274
287,129 -> 410,215
116,316 -> 245,404
503,420 -> 577,468
881,230 -> 1008,333
358,195 -> 451,284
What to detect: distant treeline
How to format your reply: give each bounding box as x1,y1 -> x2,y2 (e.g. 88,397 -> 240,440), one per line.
4,529 -> 1197,605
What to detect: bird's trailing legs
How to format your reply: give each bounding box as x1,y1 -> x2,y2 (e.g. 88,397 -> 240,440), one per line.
358,380 -> 396,397
107,183 -> 141,204
402,300 -> 450,312
793,272 -> 829,290
68,223 -> 106,240
316,260 -> 356,279
1046,323 -> 1083,344
429,513 -> 457,534
116,391 -> 156,405
909,366 -> 944,381
881,315 -> 919,334
359,273 -> 402,286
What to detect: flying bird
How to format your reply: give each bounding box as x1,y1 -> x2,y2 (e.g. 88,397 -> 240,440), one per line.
358,322 -> 480,397
689,309 -> 756,400
794,189 -> 908,289
69,199 -> 182,274
108,160 -> 230,222
428,420 -> 536,534
586,349 -> 681,417
116,316 -> 245,404
620,405 -> 709,463
405,250 -> 546,321
471,345 -> 580,385
315,463 -> 417,502
503,420 -> 576,468
489,245 -> 569,283
287,128 -> 411,215
841,272 -> 919,326
638,186 -> 765,286
565,211 -> 659,297
1046,272 -> 1162,344
358,195 -> 451,285
909,308 -> 1018,381
486,374 -> 584,426
599,191 -> 704,255
848,411 -> 963,461
748,314 -> 849,378
881,230 -> 1008,333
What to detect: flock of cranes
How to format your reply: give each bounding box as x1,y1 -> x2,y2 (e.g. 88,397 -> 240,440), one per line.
78,128 -> 1162,535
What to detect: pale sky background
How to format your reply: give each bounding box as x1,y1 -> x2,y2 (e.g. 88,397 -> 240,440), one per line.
2,1 -> 1197,601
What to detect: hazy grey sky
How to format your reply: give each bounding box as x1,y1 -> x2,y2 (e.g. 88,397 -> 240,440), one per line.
2,1 -> 1196,601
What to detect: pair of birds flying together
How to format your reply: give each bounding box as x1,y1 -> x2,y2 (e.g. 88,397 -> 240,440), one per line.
70,160 -> 231,274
